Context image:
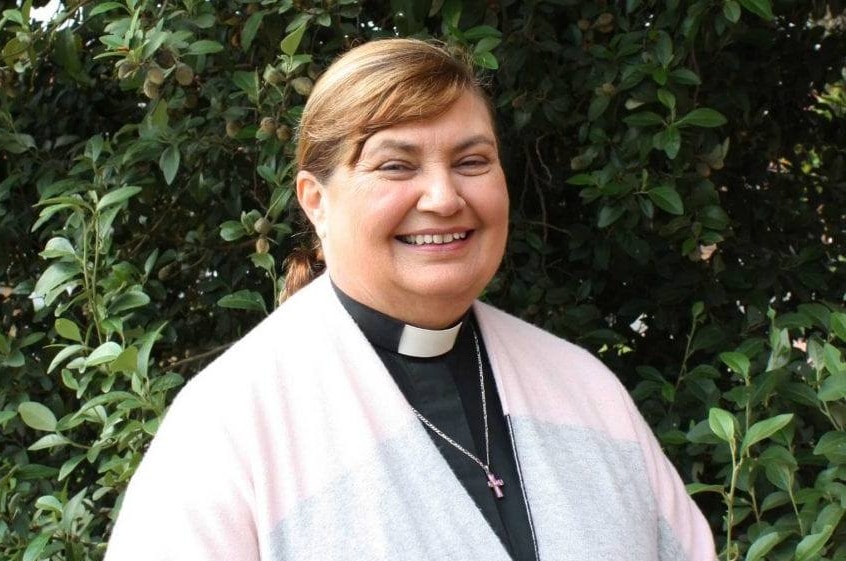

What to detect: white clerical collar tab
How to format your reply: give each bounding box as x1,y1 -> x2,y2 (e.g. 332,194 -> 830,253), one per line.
397,322 -> 462,358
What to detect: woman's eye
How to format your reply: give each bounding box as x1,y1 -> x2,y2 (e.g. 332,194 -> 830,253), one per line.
377,161 -> 414,173
457,158 -> 490,172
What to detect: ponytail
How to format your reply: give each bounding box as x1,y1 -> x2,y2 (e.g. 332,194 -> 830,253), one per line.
278,237 -> 325,304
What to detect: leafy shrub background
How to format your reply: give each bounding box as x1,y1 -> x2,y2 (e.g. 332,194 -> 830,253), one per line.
1,0 -> 844,559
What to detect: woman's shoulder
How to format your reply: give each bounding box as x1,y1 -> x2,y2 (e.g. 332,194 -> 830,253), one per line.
473,300 -> 636,428
171,276 -> 339,408
473,300 -> 609,373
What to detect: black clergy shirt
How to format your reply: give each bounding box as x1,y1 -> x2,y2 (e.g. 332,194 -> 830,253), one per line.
333,285 -> 537,561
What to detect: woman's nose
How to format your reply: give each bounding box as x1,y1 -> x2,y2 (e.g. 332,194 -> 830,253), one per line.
416,171 -> 465,216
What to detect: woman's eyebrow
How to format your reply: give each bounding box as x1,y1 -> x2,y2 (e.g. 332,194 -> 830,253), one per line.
365,139 -> 419,156
454,134 -> 497,152
366,134 -> 497,156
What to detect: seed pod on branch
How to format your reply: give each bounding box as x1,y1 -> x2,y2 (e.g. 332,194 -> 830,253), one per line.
143,80 -> 160,99
291,76 -> 313,96
146,64 -> 165,85
174,62 -> 194,86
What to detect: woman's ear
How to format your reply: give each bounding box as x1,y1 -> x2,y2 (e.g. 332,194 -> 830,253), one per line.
296,170 -> 327,239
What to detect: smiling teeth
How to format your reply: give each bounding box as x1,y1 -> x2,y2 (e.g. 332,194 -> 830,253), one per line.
402,232 -> 468,245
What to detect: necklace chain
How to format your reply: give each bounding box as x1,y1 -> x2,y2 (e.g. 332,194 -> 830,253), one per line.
409,330 -> 504,498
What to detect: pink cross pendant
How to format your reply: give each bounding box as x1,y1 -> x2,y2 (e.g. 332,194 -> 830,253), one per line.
486,472 -> 505,499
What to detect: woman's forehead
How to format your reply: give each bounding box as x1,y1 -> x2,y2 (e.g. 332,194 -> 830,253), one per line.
358,95 -> 497,155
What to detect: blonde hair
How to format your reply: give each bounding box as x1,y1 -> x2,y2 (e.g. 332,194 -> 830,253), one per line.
281,38 -> 491,301
296,38 -> 489,180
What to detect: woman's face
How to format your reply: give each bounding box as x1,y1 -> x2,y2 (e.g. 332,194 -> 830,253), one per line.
297,92 -> 509,328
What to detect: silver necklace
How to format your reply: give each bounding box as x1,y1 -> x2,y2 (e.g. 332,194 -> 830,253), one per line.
410,330 -> 505,499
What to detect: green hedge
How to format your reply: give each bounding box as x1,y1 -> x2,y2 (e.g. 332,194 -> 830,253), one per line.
1,0 -> 844,559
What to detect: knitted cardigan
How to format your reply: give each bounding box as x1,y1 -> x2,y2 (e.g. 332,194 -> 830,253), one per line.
105,274 -> 716,561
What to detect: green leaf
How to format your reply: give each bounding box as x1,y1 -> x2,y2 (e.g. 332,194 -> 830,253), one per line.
280,23 -> 307,56
40,237 -> 76,259
653,127 -> 681,159
760,446 -> 797,490
741,414 -> 793,454
588,96 -> 610,121
745,531 -> 786,561
188,40 -> 224,55
0,410 -> 16,425
220,220 -> 247,241
250,252 -> 275,272
35,495 -> 63,514
677,108 -> 728,128
774,312 -> 813,329
597,205 -> 625,228
48,344 -> 84,373
830,312 -> 846,342
217,290 -> 267,313
690,325 -> 726,352
110,346 -> 139,374
670,68 -> 701,85
647,185 -> 684,215
463,25 -> 501,41
723,0 -> 741,22
85,134 -> 103,162
737,0 -> 774,20
89,2 -> 125,16
233,70 -> 260,103
109,289 -> 151,314
268,186 -> 293,220
720,351 -> 750,379
58,455 -> 85,482
651,67 -> 668,86
190,13 -> 216,28
708,407 -> 736,443
55,318 -> 82,342
137,322 -> 167,379
822,343 -> 844,375
28,433 -> 72,451
33,261 -> 81,298
814,431 -> 846,463
473,51 -> 499,70
818,372 -> 846,402
657,89 -> 676,111
144,31 -> 169,58
760,491 -> 790,512
655,32 -> 673,67
22,532 -> 51,561
699,205 -> 731,230
86,341 -> 122,367
795,525 -> 834,561
144,31 -> 169,59
242,10 -> 265,52
18,402 -> 58,432
813,504 -> 845,535
624,111 -> 664,127
159,146 -> 180,185
474,36 -> 501,54
685,483 -> 724,495
441,0 -> 462,28
97,186 -> 142,211
3,350 -> 24,368
566,174 -> 595,186
2,8 -> 23,24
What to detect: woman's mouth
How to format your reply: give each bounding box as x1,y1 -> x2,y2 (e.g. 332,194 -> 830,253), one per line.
397,231 -> 470,245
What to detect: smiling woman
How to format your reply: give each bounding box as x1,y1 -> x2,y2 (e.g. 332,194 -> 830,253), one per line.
104,38 -> 717,561
297,91 -> 508,328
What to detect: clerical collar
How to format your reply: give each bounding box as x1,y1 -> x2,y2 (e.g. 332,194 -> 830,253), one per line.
332,283 -> 464,358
